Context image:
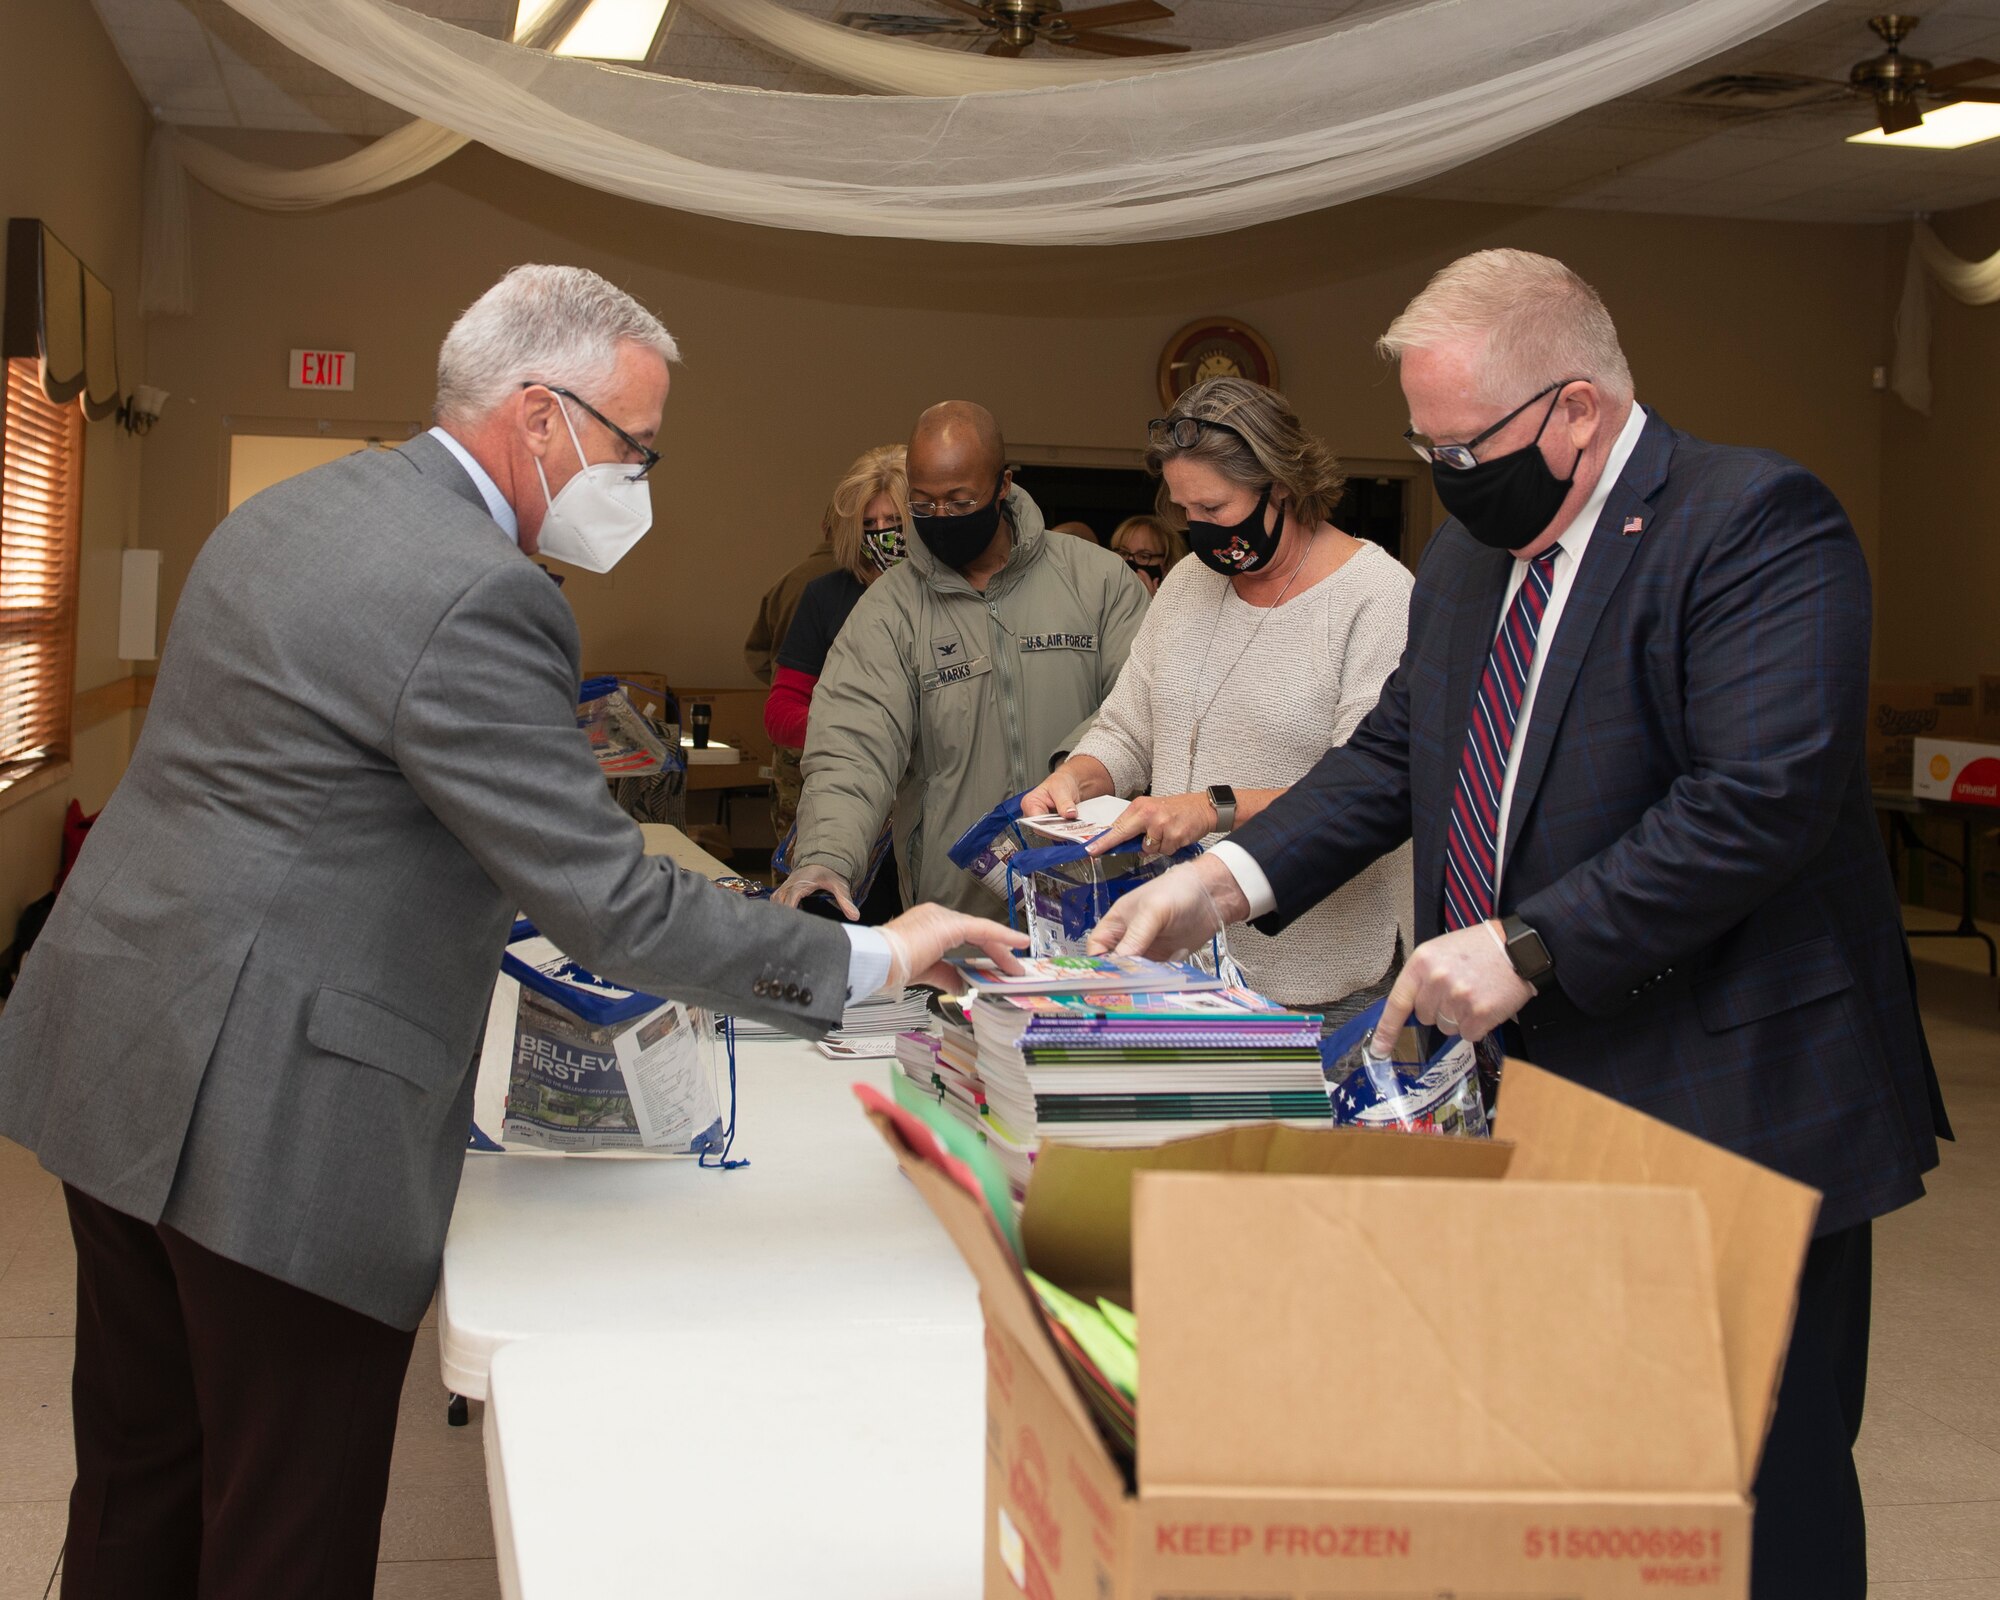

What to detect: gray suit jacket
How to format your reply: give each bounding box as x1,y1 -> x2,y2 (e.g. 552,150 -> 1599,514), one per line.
0,434 -> 850,1328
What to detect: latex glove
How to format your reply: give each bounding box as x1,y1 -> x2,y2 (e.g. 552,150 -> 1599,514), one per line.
879,904 -> 1029,993
1087,852 -> 1248,962
1085,791 -> 1216,858
1371,921 -> 1535,1054
1018,763 -> 1086,820
772,863 -> 859,920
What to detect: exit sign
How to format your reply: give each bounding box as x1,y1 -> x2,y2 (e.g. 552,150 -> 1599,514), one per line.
290,349 -> 355,391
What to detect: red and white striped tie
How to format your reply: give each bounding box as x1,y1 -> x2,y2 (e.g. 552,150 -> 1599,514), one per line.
1442,547 -> 1561,932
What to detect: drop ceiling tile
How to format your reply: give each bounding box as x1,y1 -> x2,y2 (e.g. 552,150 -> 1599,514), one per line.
1909,179 -> 2000,209
89,0 -> 201,29
420,0 -> 516,19
119,51 -> 226,95
1622,140 -> 1804,183
96,16 -> 212,57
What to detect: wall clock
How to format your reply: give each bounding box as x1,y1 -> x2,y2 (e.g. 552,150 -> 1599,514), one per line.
1157,318 -> 1279,407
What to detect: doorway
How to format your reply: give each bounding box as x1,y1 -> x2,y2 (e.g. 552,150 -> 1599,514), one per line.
1013,447 -> 1433,572
221,418 -> 424,516
1009,462 -> 1155,545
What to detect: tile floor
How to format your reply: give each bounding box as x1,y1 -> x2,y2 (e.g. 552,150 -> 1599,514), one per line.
0,909 -> 1995,1599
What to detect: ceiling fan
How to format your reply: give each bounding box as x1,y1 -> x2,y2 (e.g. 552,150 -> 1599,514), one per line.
834,0 -> 1189,59
1679,13 -> 2000,134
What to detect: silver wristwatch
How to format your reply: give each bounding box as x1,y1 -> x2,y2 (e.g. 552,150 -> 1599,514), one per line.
1205,784 -> 1238,833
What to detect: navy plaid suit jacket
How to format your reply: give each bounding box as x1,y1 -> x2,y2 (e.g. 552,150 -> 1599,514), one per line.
1232,411 -> 1947,1234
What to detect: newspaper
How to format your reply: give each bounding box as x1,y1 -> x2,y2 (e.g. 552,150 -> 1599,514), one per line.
504,985 -> 721,1154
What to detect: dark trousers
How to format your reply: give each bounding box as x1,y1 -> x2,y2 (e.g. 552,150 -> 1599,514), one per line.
1750,1220 -> 1872,1599
61,1185 -> 418,1600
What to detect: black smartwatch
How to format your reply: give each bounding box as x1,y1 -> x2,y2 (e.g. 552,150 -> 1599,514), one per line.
1500,914 -> 1555,992
1205,784 -> 1237,832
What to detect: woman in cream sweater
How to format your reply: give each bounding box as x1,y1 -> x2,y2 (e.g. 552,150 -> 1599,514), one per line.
1024,377 -> 1413,1023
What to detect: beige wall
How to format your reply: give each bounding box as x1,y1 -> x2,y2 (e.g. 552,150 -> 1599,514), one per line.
1877,202 -> 2000,683
143,142 -> 1893,697
0,0 -> 150,938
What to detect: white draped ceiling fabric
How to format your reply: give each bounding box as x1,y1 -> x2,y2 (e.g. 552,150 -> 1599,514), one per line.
141,0 -> 1821,314
1891,222 -> 2000,415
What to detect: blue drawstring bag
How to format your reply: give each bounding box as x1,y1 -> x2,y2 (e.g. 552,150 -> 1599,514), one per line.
497,919 -> 728,1156
947,791 -> 1033,906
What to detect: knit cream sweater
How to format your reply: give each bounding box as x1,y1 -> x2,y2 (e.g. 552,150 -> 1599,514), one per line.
1072,542 -> 1415,1009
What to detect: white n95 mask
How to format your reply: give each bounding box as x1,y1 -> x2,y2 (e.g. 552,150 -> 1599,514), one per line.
533,396 -> 654,573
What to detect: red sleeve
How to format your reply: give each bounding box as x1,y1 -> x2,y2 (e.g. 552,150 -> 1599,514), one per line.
765,665 -> 817,749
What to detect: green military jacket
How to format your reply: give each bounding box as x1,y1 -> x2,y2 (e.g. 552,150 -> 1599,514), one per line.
793,486 -> 1148,915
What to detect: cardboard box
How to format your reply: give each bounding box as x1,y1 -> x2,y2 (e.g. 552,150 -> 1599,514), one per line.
1913,737 -> 2000,809
1867,681 -> 1978,790
1979,675 -> 2000,742
864,1062 -> 1820,1600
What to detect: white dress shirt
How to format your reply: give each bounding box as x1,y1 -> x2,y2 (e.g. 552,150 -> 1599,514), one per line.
428,427 -> 520,545
425,430 -> 894,998
1213,402 -> 1649,921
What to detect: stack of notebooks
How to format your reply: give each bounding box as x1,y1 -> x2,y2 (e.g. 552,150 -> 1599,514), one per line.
894,1015 -> 1038,1197
905,956 -> 1331,1176
815,987 -> 934,1059
733,987 -> 931,1056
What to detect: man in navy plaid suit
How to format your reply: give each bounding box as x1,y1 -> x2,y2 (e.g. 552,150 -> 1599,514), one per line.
1096,248 -> 1947,1599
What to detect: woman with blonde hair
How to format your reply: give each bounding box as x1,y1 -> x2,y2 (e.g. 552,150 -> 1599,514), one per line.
1023,378 -> 1413,1024
764,443 -> 909,917
1108,513 -> 1187,596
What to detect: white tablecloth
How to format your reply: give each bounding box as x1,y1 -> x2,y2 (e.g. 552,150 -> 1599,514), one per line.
441,1037 -> 984,1399
485,1324 -> 985,1599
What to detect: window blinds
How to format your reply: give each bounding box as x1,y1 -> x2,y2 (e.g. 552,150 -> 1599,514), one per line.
0,356 -> 83,791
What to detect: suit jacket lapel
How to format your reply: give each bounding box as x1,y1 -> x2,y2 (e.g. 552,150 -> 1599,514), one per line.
1500,412 -> 1677,869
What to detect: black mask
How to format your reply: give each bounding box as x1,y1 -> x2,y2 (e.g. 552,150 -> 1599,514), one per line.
912,475 -> 1006,571
1186,485 -> 1283,575
1122,555 -> 1165,582
1431,392 -> 1579,552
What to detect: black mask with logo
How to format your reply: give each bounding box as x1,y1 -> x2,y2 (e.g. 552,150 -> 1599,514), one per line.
1186,484 -> 1283,575
1431,390 -> 1580,552
913,475 -> 1007,571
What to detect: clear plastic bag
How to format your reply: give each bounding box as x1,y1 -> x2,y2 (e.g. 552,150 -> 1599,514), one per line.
1321,997 -> 1491,1139
576,675 -> 682,778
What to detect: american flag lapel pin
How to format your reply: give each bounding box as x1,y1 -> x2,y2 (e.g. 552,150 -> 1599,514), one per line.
1621,515 -> 1645,537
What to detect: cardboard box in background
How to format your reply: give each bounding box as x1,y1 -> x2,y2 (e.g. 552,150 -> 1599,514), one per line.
1980,675 -> 2000,743
866,1063 -> 1821,1600
1867,681 -> 1978,790
1914,738 -> 2000,810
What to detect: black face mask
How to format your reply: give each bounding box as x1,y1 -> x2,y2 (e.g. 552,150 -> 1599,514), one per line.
912,475 -> 1006,571
1186,485 -> 1283,575
1431,392 -> 1579,552
1122,555 -> 1166,583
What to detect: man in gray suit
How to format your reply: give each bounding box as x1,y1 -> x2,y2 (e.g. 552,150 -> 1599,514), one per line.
0,265 -> 1022,1600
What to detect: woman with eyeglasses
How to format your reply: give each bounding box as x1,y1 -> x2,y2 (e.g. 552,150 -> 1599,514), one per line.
1108,514 -> 1187,597
1022,377 -> 1414,1025
764,445 -> 911,919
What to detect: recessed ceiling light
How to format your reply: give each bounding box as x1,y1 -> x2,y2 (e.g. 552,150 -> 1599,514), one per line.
1848,101 -> 2000,149
555,0 -> 672,59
